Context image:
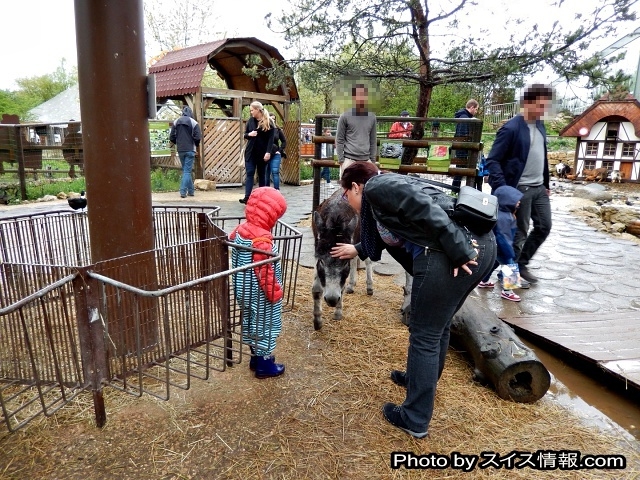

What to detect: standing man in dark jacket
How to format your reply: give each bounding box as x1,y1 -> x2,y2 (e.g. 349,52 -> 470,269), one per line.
451,99 -> 479,189
485,84 -> 554,285
170,106 -> 202,198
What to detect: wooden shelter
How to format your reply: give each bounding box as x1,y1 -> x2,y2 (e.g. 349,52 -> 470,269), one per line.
149,38 -> 301,185
560,94 -> 640,181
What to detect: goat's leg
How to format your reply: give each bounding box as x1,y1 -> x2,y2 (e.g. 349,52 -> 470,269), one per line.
400,272 -> 413,326
345,257 -> 357,294
312,271 -> 324,330
365,258 -> 373,295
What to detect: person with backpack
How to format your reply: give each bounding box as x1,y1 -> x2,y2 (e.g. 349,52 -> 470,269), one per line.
331,162 -> 496,439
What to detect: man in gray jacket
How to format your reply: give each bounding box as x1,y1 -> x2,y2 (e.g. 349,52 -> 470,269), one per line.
336,84 -> 377,176
170,106 -> 202,198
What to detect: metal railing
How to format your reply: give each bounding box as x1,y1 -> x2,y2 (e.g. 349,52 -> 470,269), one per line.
310,114 -> 484,210
0,206 -> 302,432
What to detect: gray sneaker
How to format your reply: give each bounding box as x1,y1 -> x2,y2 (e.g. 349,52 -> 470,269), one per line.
382,403 -> 428,439
517,278 -> 531,289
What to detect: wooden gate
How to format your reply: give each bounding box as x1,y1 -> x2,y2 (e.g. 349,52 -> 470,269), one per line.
202,117 -> 243,185
281,120 -> 300,185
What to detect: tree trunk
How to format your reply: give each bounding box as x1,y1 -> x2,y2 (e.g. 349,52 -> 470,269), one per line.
450,297 -> 550,403
401,0 -> 433,166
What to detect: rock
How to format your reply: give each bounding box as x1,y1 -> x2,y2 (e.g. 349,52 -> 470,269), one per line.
573,184 -> 613,202
57,192 -> 68,199
194,179 -> 216,191
67,191 -> 82,199
38,195 -> 58,203
600,206 -> 640,225
610,222 -> 626,233
582,206 -> 601,215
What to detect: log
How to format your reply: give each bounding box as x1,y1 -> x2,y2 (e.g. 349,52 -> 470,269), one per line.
451,297 -> 550,403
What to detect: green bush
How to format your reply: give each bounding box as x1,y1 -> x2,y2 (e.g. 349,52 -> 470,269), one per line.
1,168 -> 183,204
24,178 -> 86,201
300,161 -> 313,180
547,137 -> 576,151
150,168 -> 181,191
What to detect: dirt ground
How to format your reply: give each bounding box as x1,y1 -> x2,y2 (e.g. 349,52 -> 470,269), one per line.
1,266 -> 639,479
1,180 -> 640,479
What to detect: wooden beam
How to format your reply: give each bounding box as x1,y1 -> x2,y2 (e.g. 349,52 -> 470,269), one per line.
200,87 -> 288,103
271,104 -> 284,121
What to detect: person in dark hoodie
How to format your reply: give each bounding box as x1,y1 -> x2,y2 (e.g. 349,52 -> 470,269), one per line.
477,185 -> 524,302
451,99 -> 479,189
169,106 -> 202,198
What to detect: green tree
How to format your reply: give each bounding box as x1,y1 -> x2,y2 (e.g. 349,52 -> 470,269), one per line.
0,60 -> 76,120
0,89 -> 25,118
14,59 -> 76,106
271,0 -> 636,122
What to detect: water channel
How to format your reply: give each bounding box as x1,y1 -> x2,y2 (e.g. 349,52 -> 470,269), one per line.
523,337 -> 640,443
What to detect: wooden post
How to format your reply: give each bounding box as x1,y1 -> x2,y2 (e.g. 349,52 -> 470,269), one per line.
74,0 -> 154,262
14,126 -> 28,201
451,297 -> 551,403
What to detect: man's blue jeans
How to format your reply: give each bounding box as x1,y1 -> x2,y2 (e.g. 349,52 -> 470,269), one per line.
399,232 -> 496,433
320,167 -> 331,184
178,150 -> 195,196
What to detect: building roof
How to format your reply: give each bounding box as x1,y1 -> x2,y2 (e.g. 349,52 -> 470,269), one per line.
560,96 -> 640,137
149,37 -> 298,101
28,84 -> 82,123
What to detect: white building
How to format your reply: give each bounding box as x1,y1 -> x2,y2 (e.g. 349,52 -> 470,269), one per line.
559,95 -> 640,182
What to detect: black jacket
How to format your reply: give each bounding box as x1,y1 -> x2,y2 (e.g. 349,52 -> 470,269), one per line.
271,127 -> 287,157
169,106 -> 202,152
359,173 -> 477,267
244,117 -> 276,162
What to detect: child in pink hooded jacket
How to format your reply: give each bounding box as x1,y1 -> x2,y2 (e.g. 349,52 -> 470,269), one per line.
229,187 -> 287,378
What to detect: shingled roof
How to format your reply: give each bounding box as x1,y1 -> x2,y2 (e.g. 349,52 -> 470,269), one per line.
149,37 -> 298,101
560,96 -> 640,137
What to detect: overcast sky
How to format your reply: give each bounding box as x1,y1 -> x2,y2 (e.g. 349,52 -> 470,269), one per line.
1,0 -> 638,103
0,0 -> 289,90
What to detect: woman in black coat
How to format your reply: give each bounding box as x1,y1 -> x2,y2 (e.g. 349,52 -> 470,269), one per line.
240,101 -> 275,204
331,162 -> 496,439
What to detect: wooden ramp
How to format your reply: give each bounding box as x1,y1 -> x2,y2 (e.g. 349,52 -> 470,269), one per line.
501,311 -> 640,391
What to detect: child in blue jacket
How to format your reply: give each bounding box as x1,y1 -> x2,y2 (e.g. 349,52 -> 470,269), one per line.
477,185 -> 524,302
